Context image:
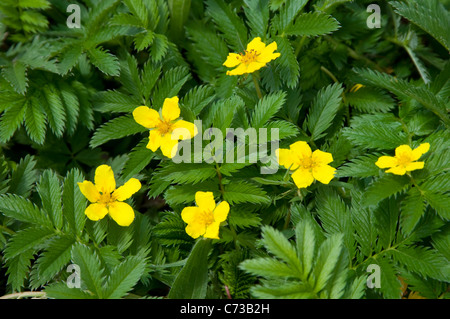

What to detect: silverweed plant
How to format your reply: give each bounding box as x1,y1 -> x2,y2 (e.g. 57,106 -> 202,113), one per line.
0,0 -> 449,301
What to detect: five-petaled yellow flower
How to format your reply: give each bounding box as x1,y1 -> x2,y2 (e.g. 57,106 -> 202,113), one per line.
133,96 -> 198,158
78,165 -> 141,226
181,191 -> 230,239
276,141 -> 336,189
223,37 -> 280,76
375,143 -> 430,175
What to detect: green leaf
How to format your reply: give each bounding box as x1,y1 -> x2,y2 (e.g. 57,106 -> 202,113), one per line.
7,154 -> 37,197
240,257 -> 295,278
285,12 -> 340,37
30,235 -> 75,288
0,98 -> 26,142
90,114 -> 147,148
363,174 -> 410,207
42,84 -> 66,137
45,282 -> 95,299
390,246 -> 450,282
307,83 -> 343,140
206,0 -> 248,51
2,60 -> 28,94
312,233 -> 344,294
244,0 -> 270,38
71,243 -> 105,298
5,249 -> 34,292
390,0 -> 450,51
0,194 -> 52,227
87,47 -> 120,76
295,217 -> 316,278
168,239 -> 212,299
335,154 -> 380,178
152,66 -> 190,108
103,255 -> 146,299
63,168 -> 86,237
223,182 -> 271,205
24,97 -> 47,144
251,91 -> 286,129
260,226 -> 302,274
37,170 -> 63,230
343,114 -> 408,150
273,37 -> 299,88
345,87 -> 395,113
400,187 -> 425,235
4,226 -> 54,260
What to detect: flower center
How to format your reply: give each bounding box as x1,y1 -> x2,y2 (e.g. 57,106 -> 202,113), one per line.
300,156 -> 315,170
199,209 -> 215,226
99,192 -> 116,206
239,49 -> 260,65
397,154 -> 412,166
157,121 -> 173,135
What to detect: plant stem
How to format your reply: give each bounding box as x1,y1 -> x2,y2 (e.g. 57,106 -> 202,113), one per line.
320,66 -> 339,83
215,163 -> 225,197
0,291 -> 46,299
294,36 -> 307,57
252,73 -> 263,99
0,225 -> 15,235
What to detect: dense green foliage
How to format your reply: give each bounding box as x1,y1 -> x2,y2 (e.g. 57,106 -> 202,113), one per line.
0,0 -> 449,299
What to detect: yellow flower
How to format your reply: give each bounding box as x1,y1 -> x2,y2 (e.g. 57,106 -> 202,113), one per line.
132,96 -> 198,158
181,191 -> 230,239
350,84 -> 364,92
276,141 -> 336,189
375,143 -> 430,175
78,165 -> 141,226
223,37 -> 280,76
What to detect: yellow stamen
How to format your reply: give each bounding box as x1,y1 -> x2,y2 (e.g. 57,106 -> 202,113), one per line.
157,121 -> 173,135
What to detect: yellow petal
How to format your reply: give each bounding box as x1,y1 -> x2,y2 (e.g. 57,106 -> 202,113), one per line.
411,143 -> 430,161
160,133 -> 179,158
258,42 -> 279,63
108,201 -> 135,226
161,96 -> 180,122
112,178 -> 141,201
405,161 -> 424,172
213,201 -> 229,223
95,165 -> 116,194
223,53 -> 242,67
395,145 -> 413,159
276,148 -> 299,170
246,37 -> 266,53
85,203 -> 108,221
226,63 -> 248,75
195,191 -> 216,211
386,165 -> 407,175
312,149 -> 333,165
291,168 -> 314,189
172,120 -> 198,140
290,141 -> 312,160
376,156 -> 398,168
204,221 -> 221,239
312,164 -> 336,185
132,106 -> 161,129
181,206 -> 200,224
147,129 -> 162,152
185,222 -> 206,239
78,180 -> 100,203
246,61 -> 266,73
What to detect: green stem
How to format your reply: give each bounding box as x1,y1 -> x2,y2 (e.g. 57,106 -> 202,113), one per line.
294,36 -> 307,57
215,163 -> 225,197
0,225 -> 15,235
320,66 -> 339,83
252,73 -> 263,99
